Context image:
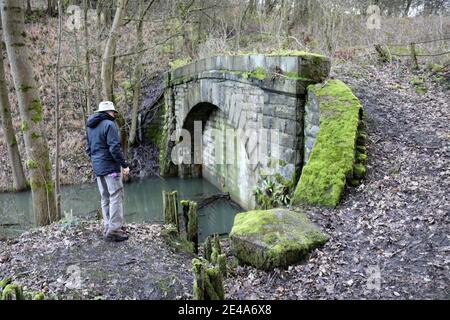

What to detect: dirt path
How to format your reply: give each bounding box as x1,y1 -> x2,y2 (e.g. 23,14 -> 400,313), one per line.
224,62 -> 450,299
0,222 -> 193,300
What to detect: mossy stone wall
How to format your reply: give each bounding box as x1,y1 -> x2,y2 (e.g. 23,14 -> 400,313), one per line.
292,80 -> 365,207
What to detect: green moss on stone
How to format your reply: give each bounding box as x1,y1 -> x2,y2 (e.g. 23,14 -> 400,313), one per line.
283,71 -> 313,81
348,179 -> 361,187
267,49 -> 326,59
169,58 -> 192,71
356,152 -> 367,163
353,164 -> 366,179
230,209 -> 328,270
243,66 -> 267,80
356,145 -> 366,154
292,80 -> 362,207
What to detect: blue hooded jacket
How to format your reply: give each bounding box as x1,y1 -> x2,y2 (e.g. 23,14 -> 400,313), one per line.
85,112 -> 129,177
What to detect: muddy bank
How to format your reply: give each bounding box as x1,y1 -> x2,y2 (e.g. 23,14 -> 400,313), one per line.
0,220 -> 194,300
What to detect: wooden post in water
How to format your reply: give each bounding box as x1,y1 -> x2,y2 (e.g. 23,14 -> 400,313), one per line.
187,201 -> 198,254
162,190 -> 179,233
204,236 -> 212,261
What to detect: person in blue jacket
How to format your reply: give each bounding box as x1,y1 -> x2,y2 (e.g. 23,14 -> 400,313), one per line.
86,101 -> 130,242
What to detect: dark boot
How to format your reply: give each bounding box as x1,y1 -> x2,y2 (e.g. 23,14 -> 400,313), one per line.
104,229 -> 129,242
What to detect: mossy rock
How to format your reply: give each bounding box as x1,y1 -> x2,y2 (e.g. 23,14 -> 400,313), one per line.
229,209 -> 328,270
292,80 -> 363,207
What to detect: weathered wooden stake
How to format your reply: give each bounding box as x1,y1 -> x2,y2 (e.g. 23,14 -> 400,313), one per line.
204,236 -> 212,261
192,258 -> 205,300
217,254 -> 227,277
162,190 -> 179,233
213,234 -> 221,255
192,258 -> 224,300
187,201 -> 198,254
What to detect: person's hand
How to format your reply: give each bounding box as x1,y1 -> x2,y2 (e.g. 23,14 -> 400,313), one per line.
122,167 -> 130,176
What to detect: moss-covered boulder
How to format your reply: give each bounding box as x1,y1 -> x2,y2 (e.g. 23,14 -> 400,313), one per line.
292,80 -> 363,207
229,209 -> 328,270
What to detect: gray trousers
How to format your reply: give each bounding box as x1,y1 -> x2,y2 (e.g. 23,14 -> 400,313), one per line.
97,175 -> 124,232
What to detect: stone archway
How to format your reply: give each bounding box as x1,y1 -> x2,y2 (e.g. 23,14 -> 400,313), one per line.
178,101 -> 255,209
161,53 -> 331,209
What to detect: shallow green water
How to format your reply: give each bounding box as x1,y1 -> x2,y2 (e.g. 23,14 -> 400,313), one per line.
0,178 -> 241,242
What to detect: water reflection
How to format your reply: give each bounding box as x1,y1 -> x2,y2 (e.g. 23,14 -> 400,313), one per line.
0,177 -> 240,241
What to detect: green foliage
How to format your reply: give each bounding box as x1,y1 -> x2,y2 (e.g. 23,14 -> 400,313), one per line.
253,171 -> 293,210
146,125 -> 162,145
410,76 -> 428,94
292,80 -> 362,207
353,164 -> 366,179
429,63 -> 444,73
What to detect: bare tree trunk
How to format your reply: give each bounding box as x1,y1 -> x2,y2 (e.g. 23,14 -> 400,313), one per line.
95,0 -> 105,106
0,38 -> 27,191
101,0 -> 128,157
47,0 -> 56,16
129,0 -> 154,146
1,0 -> 58,226
178,0 -> 195,59
83,0 -> 91,114
54,0 -> 63,220
101,0 -> 127,101
26,0 -> 32,15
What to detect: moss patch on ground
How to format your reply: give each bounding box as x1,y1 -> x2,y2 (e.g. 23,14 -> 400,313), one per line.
292,80 -> 363,207
229,209 -> 328,270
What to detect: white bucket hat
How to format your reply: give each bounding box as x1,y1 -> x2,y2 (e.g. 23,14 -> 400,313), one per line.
96,101 -> 118,113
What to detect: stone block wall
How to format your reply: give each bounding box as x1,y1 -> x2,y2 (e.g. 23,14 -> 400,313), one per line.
163,53 -> 331,210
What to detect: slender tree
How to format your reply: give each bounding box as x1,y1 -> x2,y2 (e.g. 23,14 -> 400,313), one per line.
101,0 -> 128,155
54,0 -> 63,220
0,39 -> 27,191
101,0 -> 127,101
1,0 -> 58,225
83,0 -> 92,114
47,0 -> 56,16
129,0 -> 155,146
